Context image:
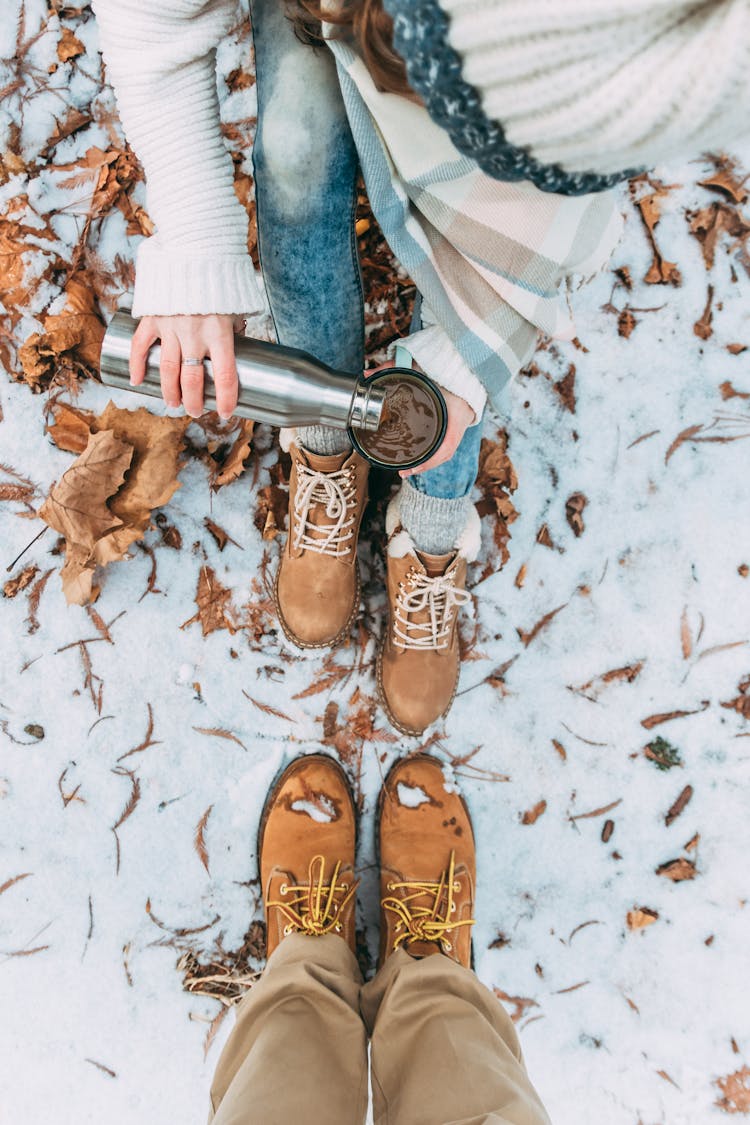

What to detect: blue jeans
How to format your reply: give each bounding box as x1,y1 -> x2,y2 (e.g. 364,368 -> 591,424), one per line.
250,0 -> 482,500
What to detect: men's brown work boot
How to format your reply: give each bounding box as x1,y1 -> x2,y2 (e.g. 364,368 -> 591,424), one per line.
377,754 -> 475,968
275,437 -> 369,648
258,754 -> 358,959
377,493 -> 479,736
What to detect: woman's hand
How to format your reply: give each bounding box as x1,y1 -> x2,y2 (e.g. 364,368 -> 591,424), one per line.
399,386 -> 475,479
130,313 -> 241,420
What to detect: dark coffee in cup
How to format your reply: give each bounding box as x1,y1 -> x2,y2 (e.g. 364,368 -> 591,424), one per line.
349,368 -> 447,471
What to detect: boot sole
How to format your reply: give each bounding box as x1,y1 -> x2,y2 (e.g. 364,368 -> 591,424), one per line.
375,752 -> 476,971
273,560 -> 362,651
375,636 -> 460,738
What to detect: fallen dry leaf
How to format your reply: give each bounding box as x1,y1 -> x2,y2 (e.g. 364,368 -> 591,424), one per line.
553,365 -> 576,413
655,857 -> 696,882
720,381 -> 750,401
665,785 -> 694,827
39,429 -> 133,604
521,799 -> 547,826
517,603 -> 567,648
475,432 -> 519,573
626,907 -> 659,931
3,564 -> 39,599
194,805 -> 213,875
57,27 -> 84,62
715,1066 -> 750,1114
630,175 -> 682,285
721,676 -> 750,720
699,155 -> 749,205
688,200 -> 750,274
182,566 -> 239,637
211,419 -> 254,489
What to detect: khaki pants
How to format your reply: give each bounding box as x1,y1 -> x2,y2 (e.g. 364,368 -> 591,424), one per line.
208,934 -> 551,1125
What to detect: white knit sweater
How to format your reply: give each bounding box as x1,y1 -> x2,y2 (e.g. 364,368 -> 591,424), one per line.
442,0 -> 750,176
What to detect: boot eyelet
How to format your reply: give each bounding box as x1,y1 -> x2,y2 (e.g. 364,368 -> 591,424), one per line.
453,882 -> 461,892
450,902 -> 456,913
283,924 -> 293,936
279,883 -> 288,895
444,941 -> 452,952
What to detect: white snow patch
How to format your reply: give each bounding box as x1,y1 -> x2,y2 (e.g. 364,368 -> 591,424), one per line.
396,782 -> 431,808
291,796 -> 336,823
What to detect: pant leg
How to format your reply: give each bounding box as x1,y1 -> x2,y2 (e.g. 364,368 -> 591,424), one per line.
361,950 -> 551,1125
208,933 -> 369,1125
249,0 -> 364,375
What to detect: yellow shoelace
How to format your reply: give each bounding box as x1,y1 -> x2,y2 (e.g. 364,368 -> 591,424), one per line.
267,855 -> 358,937
381,851 -> 475,954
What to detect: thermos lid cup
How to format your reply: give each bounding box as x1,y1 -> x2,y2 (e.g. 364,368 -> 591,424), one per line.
348,366 -> 448,472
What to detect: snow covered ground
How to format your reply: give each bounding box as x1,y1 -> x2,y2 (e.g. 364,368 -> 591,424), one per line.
1,4 -> 749,1123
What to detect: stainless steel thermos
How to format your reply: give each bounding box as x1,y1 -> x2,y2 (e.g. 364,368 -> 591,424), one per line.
99,309 -> 385,432
98,310 -> 448,471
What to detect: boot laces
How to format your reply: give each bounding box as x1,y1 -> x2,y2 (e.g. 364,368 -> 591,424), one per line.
293,463 -> 357,557
382,851 -> 474,954
267,855 -> 358,937
393,567 -> 471,651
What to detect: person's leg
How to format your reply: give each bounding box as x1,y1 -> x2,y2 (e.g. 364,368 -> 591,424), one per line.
208,755 -> 368,1125
362,951 -> 550,1125
249,0 -> 364,455
209,934 -> 367,1125
398,417 -> 484,554
360,755 -> 550,1125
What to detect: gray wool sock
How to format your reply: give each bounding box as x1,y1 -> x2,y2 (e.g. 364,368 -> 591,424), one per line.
297,425 -> 352,457
398,479 -> 472,556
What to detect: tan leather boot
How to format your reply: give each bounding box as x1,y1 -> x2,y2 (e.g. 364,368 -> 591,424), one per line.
259,754 -> 359,958
275,439 -> 369,648
377,493 -> 479,736
377,753 -> 475,968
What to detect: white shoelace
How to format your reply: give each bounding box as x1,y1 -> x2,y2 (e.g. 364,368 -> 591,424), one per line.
292,463 -> 357,557
393,568 -> 471,651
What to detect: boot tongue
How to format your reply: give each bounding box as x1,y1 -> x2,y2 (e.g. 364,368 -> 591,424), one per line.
416,550 -> 456,578
301,447 -> 351,473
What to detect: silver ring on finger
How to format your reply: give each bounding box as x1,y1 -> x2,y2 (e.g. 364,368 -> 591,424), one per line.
182,357 -> 203,366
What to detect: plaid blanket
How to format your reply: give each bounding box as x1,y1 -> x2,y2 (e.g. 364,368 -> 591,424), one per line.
327,38 -> 624,411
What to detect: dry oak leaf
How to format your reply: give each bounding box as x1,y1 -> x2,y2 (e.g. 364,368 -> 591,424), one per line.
182,566 -> 239,637
626,907 -> 659,931
720,381 -> 750,402
39,430 -> 133,605
715,1066 -> 750,1115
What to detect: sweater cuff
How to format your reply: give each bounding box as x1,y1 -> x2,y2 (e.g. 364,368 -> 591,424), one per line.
391,325 -> 487,424
131,239 -> 265,318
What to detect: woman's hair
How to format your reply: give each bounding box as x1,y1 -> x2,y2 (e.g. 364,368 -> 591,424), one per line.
289,0 -> 411,96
